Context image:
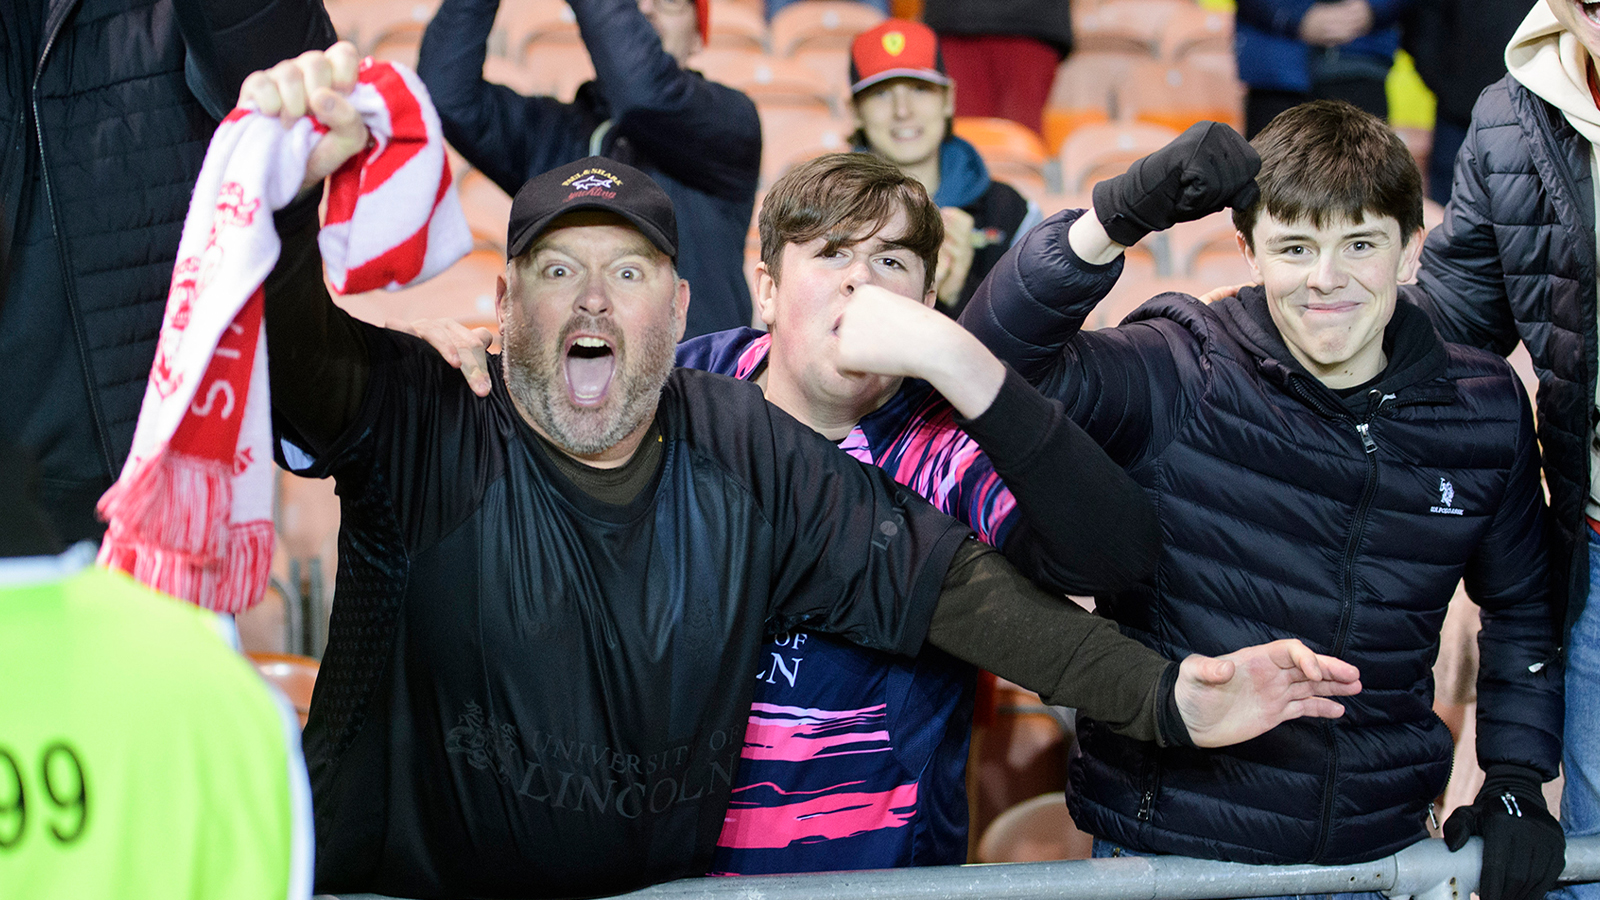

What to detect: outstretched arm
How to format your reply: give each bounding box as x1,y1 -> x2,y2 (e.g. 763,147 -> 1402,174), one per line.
417,0 -> 594,195
927,541 -> 1360,748
568,0 -> 761,199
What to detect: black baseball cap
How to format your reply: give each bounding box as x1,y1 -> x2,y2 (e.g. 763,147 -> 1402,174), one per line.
506,157 -> 678,261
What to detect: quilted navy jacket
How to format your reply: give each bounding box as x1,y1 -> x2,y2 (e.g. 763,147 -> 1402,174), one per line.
1416,74 -> 1598,632
961,210 -> 1563,864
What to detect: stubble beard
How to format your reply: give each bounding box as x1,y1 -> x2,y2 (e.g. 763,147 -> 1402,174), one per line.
501,308 -> 676,457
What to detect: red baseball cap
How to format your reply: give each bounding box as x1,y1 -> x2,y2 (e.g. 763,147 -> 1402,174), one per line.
849,19 -> 950,95
695,0 -> 709,47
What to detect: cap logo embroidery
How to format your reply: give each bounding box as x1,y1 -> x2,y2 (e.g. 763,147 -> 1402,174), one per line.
1430,477 -> 1463,515
563,168 -> 622,201
882,31 -> 905,56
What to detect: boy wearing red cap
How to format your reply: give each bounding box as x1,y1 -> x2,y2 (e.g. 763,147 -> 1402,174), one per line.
850,19 -> 1042,319
417,0 -> 760,339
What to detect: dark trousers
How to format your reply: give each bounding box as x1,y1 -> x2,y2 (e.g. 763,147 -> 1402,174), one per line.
1244,78 -> 1389,137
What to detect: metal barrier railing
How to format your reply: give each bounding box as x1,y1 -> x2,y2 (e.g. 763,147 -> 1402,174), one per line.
314,835 -> 1600,900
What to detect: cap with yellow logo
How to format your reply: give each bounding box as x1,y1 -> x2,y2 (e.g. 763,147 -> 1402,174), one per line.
848,19 -> 950,95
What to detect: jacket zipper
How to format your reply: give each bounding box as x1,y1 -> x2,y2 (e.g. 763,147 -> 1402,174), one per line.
1286,382 -> 1391,862
32,4 -> 119,480
1137,763 -> 1161,822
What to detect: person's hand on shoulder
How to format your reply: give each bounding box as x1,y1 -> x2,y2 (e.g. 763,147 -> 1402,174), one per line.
238,41 -> 370,193
387,317 -> 497,397
1174,638 -> 1361,747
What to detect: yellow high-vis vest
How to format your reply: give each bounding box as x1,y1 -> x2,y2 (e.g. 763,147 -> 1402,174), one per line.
0,545 -> 311,899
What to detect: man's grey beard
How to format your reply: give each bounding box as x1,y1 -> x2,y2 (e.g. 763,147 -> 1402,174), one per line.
501,309 -> 676,457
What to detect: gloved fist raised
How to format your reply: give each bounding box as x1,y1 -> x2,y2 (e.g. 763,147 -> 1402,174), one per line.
1092,121 -> 1260,247
1443,764 -> 1565,900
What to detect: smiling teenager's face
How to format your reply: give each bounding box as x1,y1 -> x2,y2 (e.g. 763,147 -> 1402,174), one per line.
853,77 -> 951,172
1240,210 -> 1423,388
496,211 -> 687,463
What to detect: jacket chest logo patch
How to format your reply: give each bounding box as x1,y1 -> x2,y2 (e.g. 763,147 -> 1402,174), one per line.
1430,477 -> 1463,515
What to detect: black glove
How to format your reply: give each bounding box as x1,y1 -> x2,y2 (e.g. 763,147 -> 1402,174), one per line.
1443,764 -> 1565,900
1091,121 -> 1261,247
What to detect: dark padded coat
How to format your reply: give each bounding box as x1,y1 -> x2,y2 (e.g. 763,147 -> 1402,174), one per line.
960,209 -> 1564,865
1416,74 -> 1598,631
417,0 -> 760,339
0,0 -> 334,540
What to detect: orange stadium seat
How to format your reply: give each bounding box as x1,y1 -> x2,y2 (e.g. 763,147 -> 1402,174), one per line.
692,49 -> 837,110
1088,255 -> 1203,330
769,0 -> 885,57
790,45 -> 855,111
1073,0 -> 1190,56
953,116 -> 1053,198
336,244 -> 507,336
757,106 -> 853,186
976,793 -> 1088,863
1035,190 -> 1092,219
1057,120 -> 1180,192
1158,3 -> 1234,61
705,1 -> 768,51
1120,58 -> 1244,134
1166,211 -> 1242,279
348,0 -> 440,54
454,168 -> 514,251
493,0 -> 579,59
1041,51 -> 1136,153
248,653 -> 321,728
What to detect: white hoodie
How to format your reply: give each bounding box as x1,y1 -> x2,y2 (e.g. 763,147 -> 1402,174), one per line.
1507,0 -> 1600,142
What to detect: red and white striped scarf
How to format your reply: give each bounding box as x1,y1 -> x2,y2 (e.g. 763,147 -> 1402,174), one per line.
97,59 -> 470,613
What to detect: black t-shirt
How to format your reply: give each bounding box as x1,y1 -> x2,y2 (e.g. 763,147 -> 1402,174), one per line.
294,327 -> 969,899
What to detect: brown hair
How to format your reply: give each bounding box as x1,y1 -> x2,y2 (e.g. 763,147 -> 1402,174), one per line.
759,153 -> 944,292
1233,100 -> 1423,249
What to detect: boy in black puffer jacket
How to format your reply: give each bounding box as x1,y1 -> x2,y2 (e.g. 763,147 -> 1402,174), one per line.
961,103 -> 1565,900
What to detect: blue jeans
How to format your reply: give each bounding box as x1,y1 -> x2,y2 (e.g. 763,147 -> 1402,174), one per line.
1550,529 -> 1600,900
1092,838 -> 1385,900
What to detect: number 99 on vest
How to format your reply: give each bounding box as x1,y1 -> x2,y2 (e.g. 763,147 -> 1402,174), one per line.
0,742 -> 88,850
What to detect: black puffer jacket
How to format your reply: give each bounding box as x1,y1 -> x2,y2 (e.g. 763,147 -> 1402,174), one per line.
1416,74 -> 1597,631
0,0 -> 333,540
961,210 -> 1564,865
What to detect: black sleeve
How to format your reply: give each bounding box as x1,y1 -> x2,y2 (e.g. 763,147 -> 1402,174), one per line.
960,365 -> 1160,594
417,0 -> 596,195
174,0 -> 337,121
926,539 -> 1189,746
568,0 -> 761,199
266,187 -> 371,457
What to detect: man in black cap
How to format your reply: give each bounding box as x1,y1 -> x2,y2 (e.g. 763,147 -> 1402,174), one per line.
249,47 -> 1361,899
417,0 -> 759,338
